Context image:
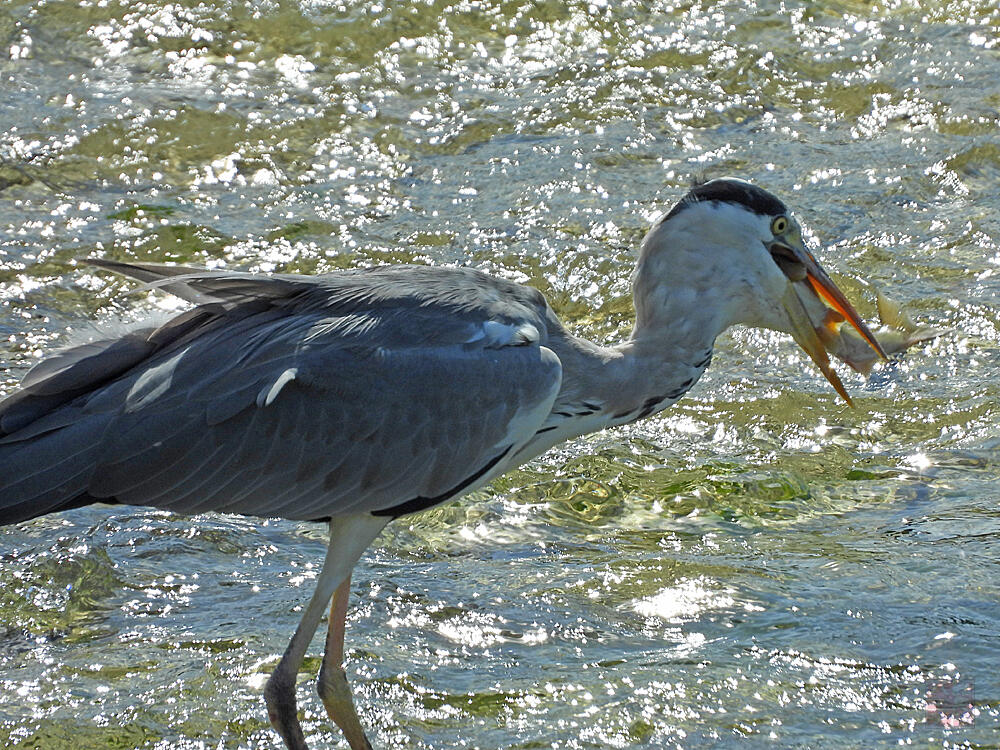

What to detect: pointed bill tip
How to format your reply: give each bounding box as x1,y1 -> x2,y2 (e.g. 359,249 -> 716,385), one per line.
781,285 -> 857,407
808,337 -> 856,408
828,369 -> 855,408
806,273 -> 888,361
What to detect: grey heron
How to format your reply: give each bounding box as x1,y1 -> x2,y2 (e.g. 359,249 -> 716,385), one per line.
0,178 -> 888,749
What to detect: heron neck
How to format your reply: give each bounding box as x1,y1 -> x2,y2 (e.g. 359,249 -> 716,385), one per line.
622,300 -> 727,371
577,276 -> 730,418
509,315 -> 723,466
548,308 -> 723,424
613,243 -> 737,396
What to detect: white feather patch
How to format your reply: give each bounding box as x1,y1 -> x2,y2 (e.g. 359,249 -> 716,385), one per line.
257,367 -> 298,408
478,320 -> 540,348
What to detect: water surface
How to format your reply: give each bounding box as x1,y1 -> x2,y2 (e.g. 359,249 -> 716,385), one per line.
1,1 -> 999,747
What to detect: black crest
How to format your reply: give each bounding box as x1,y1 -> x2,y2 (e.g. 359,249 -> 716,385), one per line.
663,178 -> 787,222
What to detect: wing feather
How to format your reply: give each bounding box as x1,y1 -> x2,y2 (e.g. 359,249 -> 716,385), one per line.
0,263 -> 563,523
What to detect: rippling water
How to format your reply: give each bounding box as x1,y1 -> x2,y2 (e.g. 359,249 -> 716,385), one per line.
2,1 -> 998,747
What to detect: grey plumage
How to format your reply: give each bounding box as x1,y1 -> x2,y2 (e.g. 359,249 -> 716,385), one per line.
0,178 -> 891,750
0,262 -> 563,524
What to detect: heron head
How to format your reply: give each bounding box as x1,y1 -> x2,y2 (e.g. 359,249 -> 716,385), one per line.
634,178 -> 886,405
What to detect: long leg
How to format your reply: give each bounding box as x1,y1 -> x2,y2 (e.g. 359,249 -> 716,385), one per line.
317,573 -> 373,749
264,514 -> 388,750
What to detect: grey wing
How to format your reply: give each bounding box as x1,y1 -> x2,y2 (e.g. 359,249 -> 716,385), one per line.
88,322 -> 561,520
0,263 -> 563,522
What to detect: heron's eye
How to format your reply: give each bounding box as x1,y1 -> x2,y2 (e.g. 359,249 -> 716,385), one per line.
771,216 -> 789,235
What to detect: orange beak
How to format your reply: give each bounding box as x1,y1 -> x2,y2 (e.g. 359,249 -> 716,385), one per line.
804,261 -> 888,361
773,239 -> 887,405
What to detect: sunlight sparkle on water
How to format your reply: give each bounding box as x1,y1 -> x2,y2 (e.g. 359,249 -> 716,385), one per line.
2,0 -> 999,746
633,578 -> 736,623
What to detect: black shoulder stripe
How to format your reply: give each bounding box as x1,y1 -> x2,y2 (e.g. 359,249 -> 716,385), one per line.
0,492 -> 116,526
373,446 -> 513,518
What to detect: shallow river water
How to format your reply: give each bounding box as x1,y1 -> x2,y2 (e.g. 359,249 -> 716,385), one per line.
1,1 -> 999,748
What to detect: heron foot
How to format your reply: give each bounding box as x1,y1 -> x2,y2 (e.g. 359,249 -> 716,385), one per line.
259,516 -> 388,750
318,659 -> 374,750
265,669 -> 309,750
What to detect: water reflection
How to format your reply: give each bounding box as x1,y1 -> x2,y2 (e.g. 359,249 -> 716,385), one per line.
633,577 -> 740,623
3,0 -> 1000,746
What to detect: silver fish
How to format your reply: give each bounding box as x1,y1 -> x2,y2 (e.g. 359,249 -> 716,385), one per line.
817,291 -> 945,376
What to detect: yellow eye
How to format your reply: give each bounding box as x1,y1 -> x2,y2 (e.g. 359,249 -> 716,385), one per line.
771,216 -> 789,235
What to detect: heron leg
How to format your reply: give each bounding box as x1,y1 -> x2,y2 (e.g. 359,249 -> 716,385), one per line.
317,572 -> 373,750
263,515 -> 388,750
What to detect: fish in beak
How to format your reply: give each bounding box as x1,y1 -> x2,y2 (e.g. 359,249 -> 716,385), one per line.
819,291 -> 946,377
770,234 -> 887,406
